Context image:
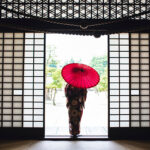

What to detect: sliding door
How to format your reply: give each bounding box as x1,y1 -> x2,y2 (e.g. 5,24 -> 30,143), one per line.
0,33 -> 45,139
109,33 -> 150,139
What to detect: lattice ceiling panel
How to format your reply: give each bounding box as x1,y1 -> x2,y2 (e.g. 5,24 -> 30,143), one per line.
1,0 -> 150,19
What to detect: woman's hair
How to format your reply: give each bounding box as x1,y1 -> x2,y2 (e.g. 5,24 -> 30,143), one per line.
65,84 -> 87,108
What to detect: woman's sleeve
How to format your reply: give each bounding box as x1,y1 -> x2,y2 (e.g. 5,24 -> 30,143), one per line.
65,84 -> 69,108
83,89 -> 87,101
65,84 -> 68,97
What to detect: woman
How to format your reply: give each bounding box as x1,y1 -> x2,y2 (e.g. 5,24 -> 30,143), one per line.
62,63 -> 100,136
65,83 -> 87,136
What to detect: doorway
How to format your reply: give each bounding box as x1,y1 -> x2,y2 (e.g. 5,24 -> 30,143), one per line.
45,34 -> 108,138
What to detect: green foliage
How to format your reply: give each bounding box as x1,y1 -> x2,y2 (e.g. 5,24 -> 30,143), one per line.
64,57 -> 82,65
46,43 -> 108,94
46,68 -> 64,89
46,45 -> 62,86
46,45 -> 58,68
46,83 -> 57,89
46,45 -> 64,105
96,67 -> 108,92
90,55 -> 108,92
46,66 -> 56,76
90,55 -> 107,76
46,68 -> 64,105
51,69 -> 63,88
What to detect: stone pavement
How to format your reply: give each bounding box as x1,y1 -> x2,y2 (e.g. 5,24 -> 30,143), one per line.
45,90 -> 108,136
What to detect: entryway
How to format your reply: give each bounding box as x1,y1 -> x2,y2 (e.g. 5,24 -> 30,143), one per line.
45,34 -> 108,138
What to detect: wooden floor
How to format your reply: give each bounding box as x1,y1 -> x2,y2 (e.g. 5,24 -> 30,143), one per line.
0,140 -> 150,150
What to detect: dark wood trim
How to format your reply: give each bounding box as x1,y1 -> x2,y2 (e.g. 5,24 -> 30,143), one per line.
0,19 -> 150,36
109,128 -> 150,139
0,128 -> 44,139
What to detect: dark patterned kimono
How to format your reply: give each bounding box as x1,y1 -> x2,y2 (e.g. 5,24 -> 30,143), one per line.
65,84 -> 87,136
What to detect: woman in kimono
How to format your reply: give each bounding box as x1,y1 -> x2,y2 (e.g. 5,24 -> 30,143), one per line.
65,83 -> 87,137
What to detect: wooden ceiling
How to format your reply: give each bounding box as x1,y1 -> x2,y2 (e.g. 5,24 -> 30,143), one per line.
0,0 -> 150,35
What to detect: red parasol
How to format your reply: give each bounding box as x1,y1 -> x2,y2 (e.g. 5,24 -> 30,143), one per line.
61,63 -> 100,88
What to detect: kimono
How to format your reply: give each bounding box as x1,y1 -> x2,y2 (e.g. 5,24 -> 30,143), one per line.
65,84 -> 87,136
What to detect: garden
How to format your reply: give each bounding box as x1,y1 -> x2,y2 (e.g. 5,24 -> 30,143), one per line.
45,44 -> 108,106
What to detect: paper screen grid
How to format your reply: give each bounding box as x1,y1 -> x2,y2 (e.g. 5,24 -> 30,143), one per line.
109,33 -> 150,128
0,33 -> 45,128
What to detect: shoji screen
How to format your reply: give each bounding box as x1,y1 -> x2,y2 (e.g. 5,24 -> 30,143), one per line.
109,33 -> 130,128
130,33 -> 149,127
0,33 -> 45,139
24,33 -> 45,128
109,33 -> 150,139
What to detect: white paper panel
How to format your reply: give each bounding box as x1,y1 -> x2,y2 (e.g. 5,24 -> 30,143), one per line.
131,52 -> 139,57
14,33 -> 23,38
14,45 -> 23,51
34,122 -> 43,127
120,122 -> 129,127
131,33 -> 139,38
131,46 -> 139,51
131,115 -> 139,120
23,122 -> 32,127
34,116 -> 43,121
3,122 -> 12,127
131,40 -> 139,45
131,109 -> 139,114
13,122 -> 22,127
14,39 -> 23,45
13,96 -> 22,101
141,40 -> 149,45
110,122 -> 119,127
141,122 -> 149,127
4,45 -> 13,51
141,46 -> 149,51
131,122 -> 139,127
131,84 -> 139,90
141,34 -> 149,38
13,115 -> 22,121
4,33 -> 13,38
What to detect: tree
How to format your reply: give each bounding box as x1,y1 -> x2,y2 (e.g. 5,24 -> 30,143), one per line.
90,55 -> 107,76
46,45 -> 58,68
64,57 -> 82,66
90,55 -> 108,92
96,67 -> 108,92
46,69 -> 64,105
46,45 -> 61,105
